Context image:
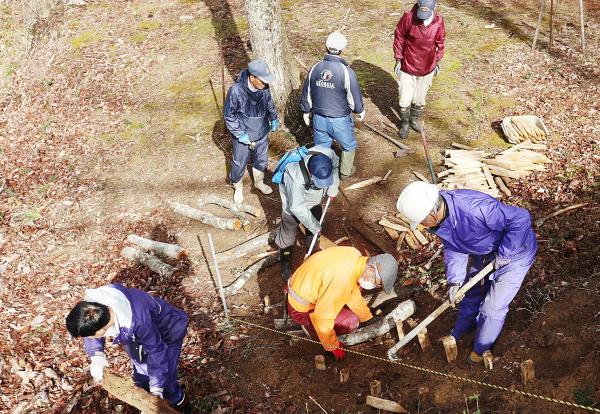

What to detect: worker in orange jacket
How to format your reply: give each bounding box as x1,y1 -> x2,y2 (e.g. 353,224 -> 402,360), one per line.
287,246 -> 399,360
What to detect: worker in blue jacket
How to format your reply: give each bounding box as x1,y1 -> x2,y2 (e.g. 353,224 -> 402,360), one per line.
66,284 -> 190,413
300,31 -> 365,179
396,182 -> 537,364
224,59 -> 279,203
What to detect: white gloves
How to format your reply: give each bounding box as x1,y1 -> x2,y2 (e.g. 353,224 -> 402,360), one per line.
150,389 -> 164,399
303,113 -> 311,126
394,60 -> 402,77
89,355 -> 108,381
357,110 -> 365,121
448,284 -> 461,306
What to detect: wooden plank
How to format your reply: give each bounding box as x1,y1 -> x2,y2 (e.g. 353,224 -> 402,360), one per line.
365,396 -> 408,413
345,176 -> 382,191
482,164 -> 498,194
486,165 -> 527,179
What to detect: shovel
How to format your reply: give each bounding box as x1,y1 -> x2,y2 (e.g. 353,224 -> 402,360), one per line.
387,261 -> 494,360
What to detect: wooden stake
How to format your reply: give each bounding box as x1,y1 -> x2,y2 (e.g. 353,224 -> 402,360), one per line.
532,0 -> 546,50
339,368 -> 350,383
441,336 -> 458,363
411,228 -> 429,245
344,176 -> 382,191
483,350 -> 494,370
366,396 -> 408,413
521,359 -> 535,384
207,233 -> 229,317
263,295 -> 271,314
578,0 -> 585,54
495,176 -> 512,197
413,170 -> 431,183
369,380 -> 382,397
396,232 -> 406,252
383,226 -> 400,241
417,328 -> 432,352
314,355 -> 326,371
418,386 -> 430,405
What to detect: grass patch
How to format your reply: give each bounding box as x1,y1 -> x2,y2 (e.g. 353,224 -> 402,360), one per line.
130,33 -> 147,44
70,30 -> 103,50
138,19 -> 161,31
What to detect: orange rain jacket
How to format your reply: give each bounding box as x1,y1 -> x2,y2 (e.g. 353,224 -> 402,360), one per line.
288,246 -> 373,351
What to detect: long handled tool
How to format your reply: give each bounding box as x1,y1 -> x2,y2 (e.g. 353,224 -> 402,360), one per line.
282,196 -> 333,325
206,233 -> 229,318
387,261 -> 494,360
420,121 -> 437,184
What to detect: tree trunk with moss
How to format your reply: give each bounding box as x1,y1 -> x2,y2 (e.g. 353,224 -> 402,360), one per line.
246,0 -> 301,126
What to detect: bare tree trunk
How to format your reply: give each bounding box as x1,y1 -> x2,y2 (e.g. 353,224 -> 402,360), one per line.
246,0 -> 300,122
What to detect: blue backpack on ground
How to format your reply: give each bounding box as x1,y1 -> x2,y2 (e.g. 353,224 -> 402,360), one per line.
271,146 -> 309,185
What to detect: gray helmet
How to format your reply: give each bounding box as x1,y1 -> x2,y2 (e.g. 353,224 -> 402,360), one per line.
368,254 -> 399,293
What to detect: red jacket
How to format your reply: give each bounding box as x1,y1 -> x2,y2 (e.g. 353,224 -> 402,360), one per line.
393,5 -> 445,76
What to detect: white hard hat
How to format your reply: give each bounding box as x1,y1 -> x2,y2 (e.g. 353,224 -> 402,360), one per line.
396,181 -> 440,230
326,31 -> 347,53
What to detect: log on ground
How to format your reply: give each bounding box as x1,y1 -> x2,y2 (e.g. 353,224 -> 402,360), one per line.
198,194 -> 262,217
338,300 -> 416,346
216,232 -> 270,263
223,255 -> 278,296
120,247 -> 177,278
170,201 -> 242,231
127,234 -> 185,259
102,371 -> 179,414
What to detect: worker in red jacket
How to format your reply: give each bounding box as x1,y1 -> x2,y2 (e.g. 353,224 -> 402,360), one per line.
393,0 -> 445,139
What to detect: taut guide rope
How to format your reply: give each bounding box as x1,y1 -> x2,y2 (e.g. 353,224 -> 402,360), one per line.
229,317 -> 600,413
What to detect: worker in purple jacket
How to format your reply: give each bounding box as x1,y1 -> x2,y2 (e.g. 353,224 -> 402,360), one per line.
66,284 -> 190,413
396,182 -> 537,364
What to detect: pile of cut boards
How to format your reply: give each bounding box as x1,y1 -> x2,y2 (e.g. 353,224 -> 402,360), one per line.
378,214 -> 431,251
436,140 -> 550,198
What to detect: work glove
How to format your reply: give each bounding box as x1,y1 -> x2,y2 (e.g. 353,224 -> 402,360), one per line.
434,64 -> 441,76
330,345 -> 346,361
303,112 -> 311,126
358,315 -> 381,329
327,186 -> 338,198
237,133 -> 250,145
448,284 -> 461,306
494,255 -> 511,269
357,110 -> 365,122
89,355 -> 108,382
150,390 -> 164,399
394,59 -> 402,77
270,119 -> 279,132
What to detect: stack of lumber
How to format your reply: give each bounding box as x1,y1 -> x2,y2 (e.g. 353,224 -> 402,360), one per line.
503,117 -> 547,143
438,141 -> 550,198
378,214 -> 430,251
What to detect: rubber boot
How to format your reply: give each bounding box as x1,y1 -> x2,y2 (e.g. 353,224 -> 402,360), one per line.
399,106 -> 410,139
409,104 -> 424,133
174,391 -> 192,414
279,246 -> 293,282
232,180 -> 243,203
252,167 -> 273,195
340,149 -> 357,180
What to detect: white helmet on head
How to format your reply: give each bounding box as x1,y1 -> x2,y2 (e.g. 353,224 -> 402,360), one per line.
326,31 -> 347,53
396,181 -> 440,230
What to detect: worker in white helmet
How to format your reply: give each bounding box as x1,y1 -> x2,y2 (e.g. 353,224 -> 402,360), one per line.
396,182 -> 537,364
300,31 -> 365,180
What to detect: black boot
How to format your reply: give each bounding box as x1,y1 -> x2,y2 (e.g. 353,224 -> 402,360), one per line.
279,246 -> 293,282
174,391 -> 192,414
399,107 -> 410,139
409,104 -> 424,133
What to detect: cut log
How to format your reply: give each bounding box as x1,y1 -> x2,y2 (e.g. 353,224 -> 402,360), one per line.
102,371 -> 179,414
379,219 -> 409,233
198,194 -> 261,221
365,396 -> 408,413
345,176 -> 382,191
338,300 -> 416,346
413,170 -> 431,183
314,355 -> 326,371
411,228 -> 429,245
127,235 -> 185,259
441,335 -> 458,363
370,380 -> 382,397
170,201 -> 242,231
404,232 -> 419,250
495,176 -> 512,197
120,247 -> 177,278
223,255 -> 278,296
383,227 -> 400,241
216,232 -> 270,263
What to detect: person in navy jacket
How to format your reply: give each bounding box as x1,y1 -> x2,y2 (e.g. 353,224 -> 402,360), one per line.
224,59 -> 279,203
300,31 -> 365,179
66,284 -> 190,413
397,182 -> 537,364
